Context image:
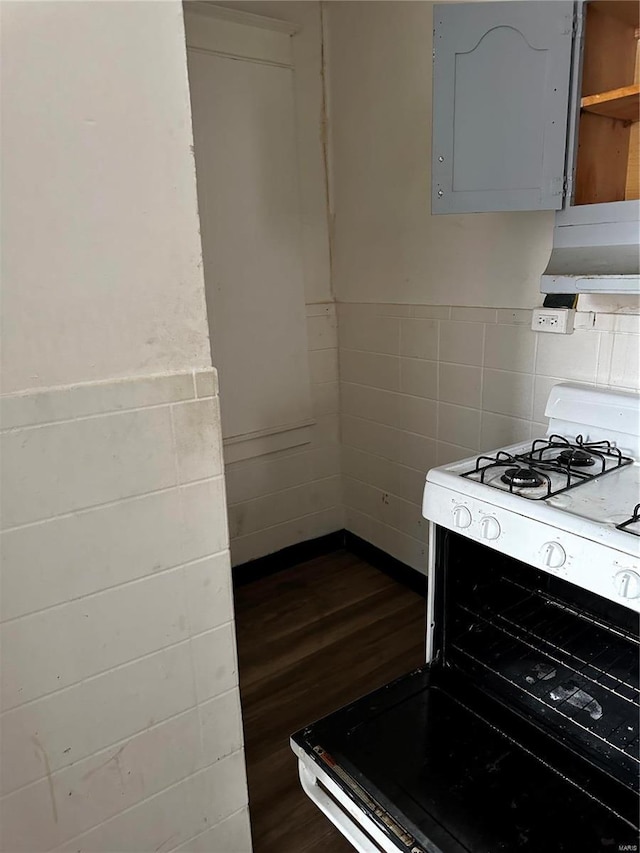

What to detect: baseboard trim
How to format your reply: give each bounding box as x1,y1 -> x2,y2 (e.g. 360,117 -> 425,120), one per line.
343,531 -> 427,598
231,530 -> 345,587
232,529 -> 426,597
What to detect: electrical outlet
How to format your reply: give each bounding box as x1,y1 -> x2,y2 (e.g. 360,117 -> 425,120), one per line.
531,308 -> 575,335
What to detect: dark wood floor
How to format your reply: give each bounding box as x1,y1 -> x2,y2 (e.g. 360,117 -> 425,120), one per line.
234,549 -> 426,853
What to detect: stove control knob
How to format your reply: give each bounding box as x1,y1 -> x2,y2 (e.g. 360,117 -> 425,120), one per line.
452,506 -> 472,529
480,516 -> 501,540
614,570 -> 640,600
541,542 -> 566,569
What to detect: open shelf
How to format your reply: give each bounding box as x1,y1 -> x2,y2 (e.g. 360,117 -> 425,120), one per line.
574,1 -> 639,204
581,84 -> 640,122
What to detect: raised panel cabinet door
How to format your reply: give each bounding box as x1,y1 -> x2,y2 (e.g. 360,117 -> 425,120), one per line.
432,1 -> 575,214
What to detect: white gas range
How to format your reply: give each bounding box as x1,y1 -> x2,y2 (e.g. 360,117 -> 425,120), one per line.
423,383 -> 640,618
293,383 -> 640,853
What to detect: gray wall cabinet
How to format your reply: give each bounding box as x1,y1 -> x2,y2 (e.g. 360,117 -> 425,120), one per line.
432,2 -> 575,214
432,0 -> 640,294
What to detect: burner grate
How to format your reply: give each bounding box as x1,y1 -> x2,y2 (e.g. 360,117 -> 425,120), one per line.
460,435 -> 633,500
616,503 -> 640,536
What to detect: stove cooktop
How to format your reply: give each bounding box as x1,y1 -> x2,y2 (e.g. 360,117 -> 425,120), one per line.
435,435 -> 640,541
459,435 -> 634,502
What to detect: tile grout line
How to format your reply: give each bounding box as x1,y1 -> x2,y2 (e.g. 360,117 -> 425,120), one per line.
46,748 -> 247,853
1,549 -> 232,627
1,623 -> 236,717
340,379 -> 439,405
341,504 -> 427,552
531,328 -> 540,426
226,473 -> 341,510
478,322 -> 487,450
163,805 -> 249,853
0,393 -> 217,435
1,685 -> 240,800
0,476 -> 225,536
230,504 -> 343,546
343,472 -> 423,510
178,464 -> 206,759
339,346 -> 443,360
344,444 -> 428,478
435,319 -> 441,454
168,402 -> 183,491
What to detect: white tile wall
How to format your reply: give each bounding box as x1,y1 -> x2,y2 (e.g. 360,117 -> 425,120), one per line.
438,403 -> 481,451
439,363 -> 482,408
340,313 -> 400,355
229,506 -> 342,568
535,330 -> 600,383
400,358 -> 437,399
480,411 -> 531,449
2,569 -> 190,709
0,369 -> 249,853
340,349 -> 400,390
53,752 -> 249,853
309,348 -> 338,384
172,398 -> 224,484
482,369 -> 534,420
1,407 -> 177,529
484,324 -> 536,374
341,446 -> 425,505
0,373 -> 198,431
338,303 -> 640,572
0,482 -> 227,622
227,477 -> 340,540
399,319 -> 438,360
225,303 -> 343,568
439,321 -> 484,366
610,334 -> 640,390
169,808 -> 251,853
3,700 -> 244,853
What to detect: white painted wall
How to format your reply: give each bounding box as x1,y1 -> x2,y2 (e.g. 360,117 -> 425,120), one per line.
1,0 -> 211,394
196,2 -> 341,567
1,3 -> 250,850
328,1 -> 554,309
186,9 -> 314,449
216,1 -> 332,306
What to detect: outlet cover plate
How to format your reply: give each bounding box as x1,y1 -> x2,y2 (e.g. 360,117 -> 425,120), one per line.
532,308 -> 575,334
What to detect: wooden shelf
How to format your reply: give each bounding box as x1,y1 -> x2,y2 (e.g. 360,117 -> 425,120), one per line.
581,84 -> 640,121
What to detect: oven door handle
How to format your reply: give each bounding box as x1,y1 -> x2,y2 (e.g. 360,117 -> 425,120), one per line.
298,760 -> 387,853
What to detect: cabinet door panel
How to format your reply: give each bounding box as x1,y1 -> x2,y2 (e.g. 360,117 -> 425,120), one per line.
432,2 -> 575,213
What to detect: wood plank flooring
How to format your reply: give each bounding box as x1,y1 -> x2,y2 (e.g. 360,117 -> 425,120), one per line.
234,549 -> 426,853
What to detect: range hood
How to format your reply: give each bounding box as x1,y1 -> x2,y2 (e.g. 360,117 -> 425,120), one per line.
541,199 -> 640,294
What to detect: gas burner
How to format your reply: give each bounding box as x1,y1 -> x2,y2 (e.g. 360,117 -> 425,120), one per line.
556,448 -> 595,468
460,435 -> 633,500
500,467 -> 545,489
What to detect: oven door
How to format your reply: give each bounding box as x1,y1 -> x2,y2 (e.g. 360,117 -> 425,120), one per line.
291,665 -> 638,853
291,527 -> 639,853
